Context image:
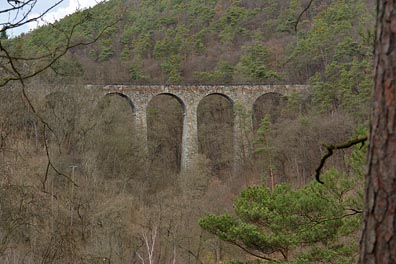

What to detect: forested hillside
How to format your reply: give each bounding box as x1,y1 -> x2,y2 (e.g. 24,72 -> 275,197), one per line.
10,0 -> 374,86
0,0 -> 376,263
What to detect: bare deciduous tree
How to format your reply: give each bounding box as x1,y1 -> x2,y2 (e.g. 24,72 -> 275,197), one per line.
0,0 -> 119,188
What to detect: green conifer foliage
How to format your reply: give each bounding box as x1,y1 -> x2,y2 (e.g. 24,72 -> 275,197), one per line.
200,145 -> 365,263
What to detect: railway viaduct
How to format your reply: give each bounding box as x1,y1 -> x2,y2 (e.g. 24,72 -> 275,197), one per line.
84,84 -> 309,171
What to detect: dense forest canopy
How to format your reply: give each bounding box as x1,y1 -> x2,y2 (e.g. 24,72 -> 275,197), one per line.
7,0 -> 374,87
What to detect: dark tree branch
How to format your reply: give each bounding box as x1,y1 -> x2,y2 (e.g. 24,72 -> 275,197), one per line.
227,240 -> 279,262
294,0 -> 315,32
315,136 -> 368,184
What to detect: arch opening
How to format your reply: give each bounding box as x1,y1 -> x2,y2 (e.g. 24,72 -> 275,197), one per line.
105,92 -> 135,115
91,93 -> 144,185
251,92 -> 287,187
147,93 -> 184,191
252,92 -> 285,130
197,93 -> 234,177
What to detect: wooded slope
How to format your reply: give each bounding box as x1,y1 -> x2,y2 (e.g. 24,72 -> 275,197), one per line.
11,0 -> 374,86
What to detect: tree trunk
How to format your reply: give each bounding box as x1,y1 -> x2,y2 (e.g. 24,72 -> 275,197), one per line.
359,1 -> 396,263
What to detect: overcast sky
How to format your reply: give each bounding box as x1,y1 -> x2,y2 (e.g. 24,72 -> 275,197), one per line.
1,0 -> 106,37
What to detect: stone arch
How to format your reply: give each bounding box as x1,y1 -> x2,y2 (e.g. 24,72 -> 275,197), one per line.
150,92 -> 186,113
146,93 -> 185,184
91,92 -> 143,180
201,92 -> 234,105
105,92 -> 135,115
253,92 -> 284,130
197,93 -> 234,176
